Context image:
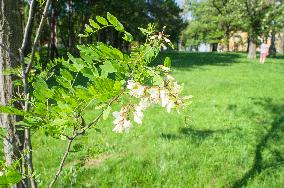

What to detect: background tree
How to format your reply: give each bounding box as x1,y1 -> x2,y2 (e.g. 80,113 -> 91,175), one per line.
181,0 -> 241,51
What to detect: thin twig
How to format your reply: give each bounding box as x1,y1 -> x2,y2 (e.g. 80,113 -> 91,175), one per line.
25,0 -> 51,75
48,91 -> 124,187
20,0 -> 36,57
75,91 -> 123,137
48,139 -> 74,188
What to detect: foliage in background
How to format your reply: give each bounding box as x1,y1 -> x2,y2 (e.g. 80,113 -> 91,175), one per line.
181,0 -> 284,57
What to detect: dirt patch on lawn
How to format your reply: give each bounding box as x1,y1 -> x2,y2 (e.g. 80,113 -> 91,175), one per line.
84,153 -> 112,168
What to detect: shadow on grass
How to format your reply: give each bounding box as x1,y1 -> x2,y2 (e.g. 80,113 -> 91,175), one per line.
231,98 -> 284,188
160,127 -> 239,141
153,52 -> 245,68
153,52 -> 284,69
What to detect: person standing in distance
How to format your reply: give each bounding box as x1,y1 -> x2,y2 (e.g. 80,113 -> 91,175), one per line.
259,41 -> 269,64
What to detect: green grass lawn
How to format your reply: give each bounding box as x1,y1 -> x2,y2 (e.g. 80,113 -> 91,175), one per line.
26,52 -> 284,187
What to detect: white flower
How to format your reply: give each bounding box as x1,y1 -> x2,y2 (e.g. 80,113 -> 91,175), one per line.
127,80 -> 136,90
172,82 -> 182,95
122,120 -> 131,132
160,89 -> 169,107
182,95 -> 193,100
112,107 -> 131,133
166,100 -> 175,113
139,98 -> 149,109
158,65 -> 170,72
150,35 -> 157,40
112,111 -> 123,124
129,84 -> 146,98
164,37 -> 171,43
166,75 -> 175,81
0,170 -> 5,176
134,108 -> 143,124
135,85 -> 146,97
133,98 -> 149,124
147,87 -> 160,103
158,32 -> 162,40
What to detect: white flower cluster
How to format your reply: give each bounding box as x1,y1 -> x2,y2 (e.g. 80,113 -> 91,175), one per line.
150,32 -> 171,43
112,69 -> 192,133
112,107 -> 131,133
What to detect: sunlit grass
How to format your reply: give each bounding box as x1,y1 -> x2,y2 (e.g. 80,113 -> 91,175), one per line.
31,52 -> 284,187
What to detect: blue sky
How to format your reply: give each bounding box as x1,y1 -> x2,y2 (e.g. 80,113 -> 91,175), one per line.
175,0 -> 184,7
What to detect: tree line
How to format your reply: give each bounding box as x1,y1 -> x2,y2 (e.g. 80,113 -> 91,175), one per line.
21,0 -> 185,63
181,0 -> 284,58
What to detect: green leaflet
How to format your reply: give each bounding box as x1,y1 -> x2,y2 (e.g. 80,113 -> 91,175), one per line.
0,105 -> 27,116
96,16 -> 108,26
66,53 -> 85,72
0,170 -> 22,185
103,106 -> 112,120
89,19 -> 100,29
123,32 -> 133,42
99,61 -> 117,78
107,12 -> 124,32
33,77 -> 53,101
85,24 -> 93,33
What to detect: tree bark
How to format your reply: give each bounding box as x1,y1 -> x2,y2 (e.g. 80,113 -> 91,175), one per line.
248,39 -> 257,59
50,3 -> 59,60
68,0 -> 75,52
0,0 -> 23,187
269,31 -> 276,57
212,43 -> 218,52
23,1 -> 38,56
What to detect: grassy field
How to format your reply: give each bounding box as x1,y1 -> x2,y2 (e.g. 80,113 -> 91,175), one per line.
13,52 -> 284,187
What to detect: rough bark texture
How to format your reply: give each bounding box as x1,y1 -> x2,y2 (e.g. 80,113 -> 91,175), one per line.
248,40 -> 256,59
0,1 -> 22,187
0,0 -> 21,158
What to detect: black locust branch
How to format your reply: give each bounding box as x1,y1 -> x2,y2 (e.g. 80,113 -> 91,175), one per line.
48,92 -> 124,188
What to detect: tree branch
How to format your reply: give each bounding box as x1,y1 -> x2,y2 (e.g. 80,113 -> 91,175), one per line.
20,0 -> 36,57
25,0 -> 51,75
48,91 -> 124,187
48,138 -> 74,188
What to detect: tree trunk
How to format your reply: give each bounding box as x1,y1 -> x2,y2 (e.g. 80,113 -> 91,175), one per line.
212,43 -> 218,52
68,0 -> 75,53
269,31 -> 276,57
0,0 -> 23,187
50,3 -> 58,60
248,39 -> 257,59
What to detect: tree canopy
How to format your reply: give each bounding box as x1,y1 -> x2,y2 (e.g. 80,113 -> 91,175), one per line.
182,0 -> 284,57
